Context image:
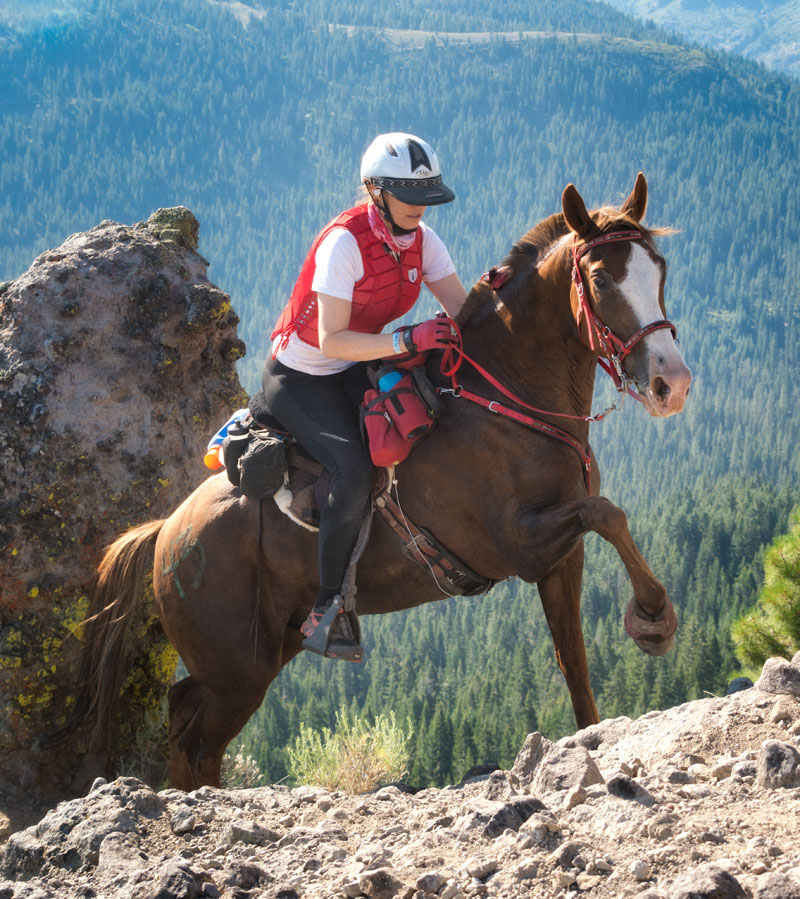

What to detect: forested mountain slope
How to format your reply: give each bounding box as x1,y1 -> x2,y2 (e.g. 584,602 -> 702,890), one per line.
2,0 -> 799,786
600,0 -> 800,79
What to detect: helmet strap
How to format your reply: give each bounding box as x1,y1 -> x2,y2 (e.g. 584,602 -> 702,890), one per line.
365,182 -> 418,236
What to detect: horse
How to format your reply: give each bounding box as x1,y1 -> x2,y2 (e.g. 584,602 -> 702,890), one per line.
77,173 -> 692,791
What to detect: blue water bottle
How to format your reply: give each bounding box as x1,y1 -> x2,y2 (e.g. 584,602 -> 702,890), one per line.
377,368 -> 403,392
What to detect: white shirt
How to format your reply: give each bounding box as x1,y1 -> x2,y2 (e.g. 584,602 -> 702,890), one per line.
275,221 -> 456,375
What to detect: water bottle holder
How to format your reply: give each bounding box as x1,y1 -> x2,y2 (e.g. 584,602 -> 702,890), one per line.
204,408 -> 251,470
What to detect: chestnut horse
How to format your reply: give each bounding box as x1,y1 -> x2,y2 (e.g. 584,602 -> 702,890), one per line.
78,174 -> 691,790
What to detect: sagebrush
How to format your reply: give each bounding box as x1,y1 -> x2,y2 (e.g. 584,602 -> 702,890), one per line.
287,710 -> 410,793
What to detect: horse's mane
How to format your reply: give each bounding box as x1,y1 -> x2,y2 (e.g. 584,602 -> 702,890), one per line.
457,206 -> 671,329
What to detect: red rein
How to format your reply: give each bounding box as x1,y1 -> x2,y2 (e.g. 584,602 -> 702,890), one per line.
439,340 -> 595,493
440,230 -> 678,494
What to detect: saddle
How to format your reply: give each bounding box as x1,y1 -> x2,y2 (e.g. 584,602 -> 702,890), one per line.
231,390 -> 495,599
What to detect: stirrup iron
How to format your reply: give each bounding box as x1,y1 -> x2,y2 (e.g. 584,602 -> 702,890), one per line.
302,595 -> 364,663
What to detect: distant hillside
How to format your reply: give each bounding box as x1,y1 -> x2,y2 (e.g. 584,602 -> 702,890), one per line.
0,0 -> 92,30
600,0 -> 800,78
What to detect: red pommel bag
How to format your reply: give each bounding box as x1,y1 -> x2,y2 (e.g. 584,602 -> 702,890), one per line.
361,370 -> 437,467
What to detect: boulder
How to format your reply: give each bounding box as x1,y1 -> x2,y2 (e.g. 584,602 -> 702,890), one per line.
725,677 -> 754,696
755,871 -> 800,899
666,862 -> 746,898
531,745 -> 605,794
0,209 -> 246,822
756,739 -> 800,789
0,777 -> 163,880
481,797 -> 546,838
605,773 -> 656,806
755,657 -> 800,697
509,732 -> 554,787
358,867 -> 408,898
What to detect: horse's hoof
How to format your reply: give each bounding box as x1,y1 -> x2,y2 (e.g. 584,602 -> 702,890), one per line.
624,597 -> 677,656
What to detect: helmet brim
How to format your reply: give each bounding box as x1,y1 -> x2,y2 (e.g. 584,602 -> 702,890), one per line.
384,182 -> 455,206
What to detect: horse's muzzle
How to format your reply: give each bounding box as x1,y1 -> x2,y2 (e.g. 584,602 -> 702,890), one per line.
638,338 -> 692,417
643,363 -> 692,417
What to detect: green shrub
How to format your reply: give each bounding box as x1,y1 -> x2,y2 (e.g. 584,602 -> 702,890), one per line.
287,710 -> 411,794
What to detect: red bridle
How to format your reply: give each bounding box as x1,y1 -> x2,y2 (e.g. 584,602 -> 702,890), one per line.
571,230 -> 676,391
437,229 -> 679,493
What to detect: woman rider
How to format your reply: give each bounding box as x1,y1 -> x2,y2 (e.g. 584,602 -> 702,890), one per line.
264,132 -> 467,661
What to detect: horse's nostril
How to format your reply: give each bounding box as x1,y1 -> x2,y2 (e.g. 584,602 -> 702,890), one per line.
654,377 -> 670,399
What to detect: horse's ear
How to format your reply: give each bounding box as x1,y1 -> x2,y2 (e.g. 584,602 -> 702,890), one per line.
621,172 -> 648,222
562,184 -> 594,238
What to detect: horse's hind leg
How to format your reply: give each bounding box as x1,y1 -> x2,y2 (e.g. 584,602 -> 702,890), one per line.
167,672 -> 270,791
165,624 -> 308,790
537,542 -> 600,730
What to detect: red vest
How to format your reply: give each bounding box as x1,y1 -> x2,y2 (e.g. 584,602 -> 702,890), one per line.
271,204 -> 424,352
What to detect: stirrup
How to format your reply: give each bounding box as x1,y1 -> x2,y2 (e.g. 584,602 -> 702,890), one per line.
301,595 -> 365,663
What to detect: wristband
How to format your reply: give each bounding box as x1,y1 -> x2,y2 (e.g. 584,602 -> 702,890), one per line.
403,327 -> 416,354
392,331 -> 403,354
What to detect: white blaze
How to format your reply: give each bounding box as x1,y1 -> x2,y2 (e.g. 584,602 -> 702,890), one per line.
618,243 -> 675,361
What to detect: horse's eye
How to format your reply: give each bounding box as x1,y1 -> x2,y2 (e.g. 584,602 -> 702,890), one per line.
592,273 -> 609,290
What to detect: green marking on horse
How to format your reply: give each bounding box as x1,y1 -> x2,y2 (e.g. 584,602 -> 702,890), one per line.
161,524 -> 206,599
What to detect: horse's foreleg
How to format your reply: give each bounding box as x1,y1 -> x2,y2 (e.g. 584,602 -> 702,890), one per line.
537,543 -> 600,730
577,495 -> 676,656
516,496 -> 675,658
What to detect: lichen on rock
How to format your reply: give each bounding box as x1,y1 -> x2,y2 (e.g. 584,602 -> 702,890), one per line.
145,206 -> 200,250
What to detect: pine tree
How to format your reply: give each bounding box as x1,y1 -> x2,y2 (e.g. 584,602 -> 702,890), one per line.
426,702 -> 455,787
732,510 -> 800,670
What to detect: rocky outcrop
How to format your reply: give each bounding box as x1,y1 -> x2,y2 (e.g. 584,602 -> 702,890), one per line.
2,657 -> 799,899
0,209 -> 246,829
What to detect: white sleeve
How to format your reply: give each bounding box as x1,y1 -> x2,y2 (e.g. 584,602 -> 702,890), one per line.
310,228 -> 364,301
420,223 -> 457,284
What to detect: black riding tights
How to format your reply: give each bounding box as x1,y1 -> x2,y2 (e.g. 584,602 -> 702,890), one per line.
261,356 -> 373,608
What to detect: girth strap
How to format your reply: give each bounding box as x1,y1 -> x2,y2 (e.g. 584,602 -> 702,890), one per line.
374,490 -> 496,597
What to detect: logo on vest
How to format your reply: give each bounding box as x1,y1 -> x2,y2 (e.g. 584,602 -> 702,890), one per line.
408,268 -> 418,283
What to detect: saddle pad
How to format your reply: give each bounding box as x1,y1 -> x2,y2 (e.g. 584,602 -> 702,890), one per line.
274,448 -> 390,531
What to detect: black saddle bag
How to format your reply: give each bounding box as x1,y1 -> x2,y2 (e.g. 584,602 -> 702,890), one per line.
224,423 -> 287,499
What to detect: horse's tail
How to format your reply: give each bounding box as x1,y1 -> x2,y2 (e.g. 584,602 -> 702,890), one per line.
75,518 -> 165,748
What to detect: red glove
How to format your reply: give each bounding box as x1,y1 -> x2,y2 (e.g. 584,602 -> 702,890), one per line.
405,317 -> 459,353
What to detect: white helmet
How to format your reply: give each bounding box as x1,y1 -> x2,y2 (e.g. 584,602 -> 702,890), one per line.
360,132 -> 455,206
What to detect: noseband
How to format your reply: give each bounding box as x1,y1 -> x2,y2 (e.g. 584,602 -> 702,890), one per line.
571,230 -> 676,390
